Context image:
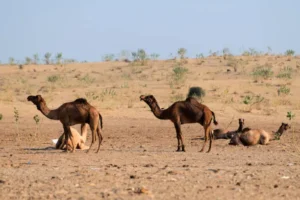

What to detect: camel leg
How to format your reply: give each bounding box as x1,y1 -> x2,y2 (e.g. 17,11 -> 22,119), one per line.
207,128 -> 213,153
56,134 -> 65,149
200,124 -> 211,152
63,125 -> 75,153
174,123 -> 185,152
96,127 -> 103,153
87,125 -> 96,153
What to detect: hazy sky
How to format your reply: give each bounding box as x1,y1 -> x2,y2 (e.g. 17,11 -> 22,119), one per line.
0,0 -> 299,62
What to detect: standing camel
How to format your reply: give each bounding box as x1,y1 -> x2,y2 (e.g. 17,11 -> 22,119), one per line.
140,95 -> 218,152
27,95 -> 103,153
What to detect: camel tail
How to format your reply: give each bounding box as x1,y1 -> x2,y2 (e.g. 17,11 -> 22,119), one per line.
212,111 -> 218,125
99,113 -> 103,129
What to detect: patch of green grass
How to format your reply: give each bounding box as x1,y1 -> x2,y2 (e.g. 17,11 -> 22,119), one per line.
276,66 -> 293,79
252,65 -> 274,81
79,74 -> 95,84
47,75 -> 61,83
171,64 -> 188,85
277,85 -> 290,96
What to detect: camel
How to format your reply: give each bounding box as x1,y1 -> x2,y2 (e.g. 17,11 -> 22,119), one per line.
229,123 -> 290,146
140,95 -> 218,153
27,95 -> 103,153
213,118 -> 244,139
55,126 -> 89,150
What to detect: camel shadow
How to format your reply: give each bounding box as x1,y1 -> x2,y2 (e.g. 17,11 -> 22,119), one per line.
191,137 -> 205,140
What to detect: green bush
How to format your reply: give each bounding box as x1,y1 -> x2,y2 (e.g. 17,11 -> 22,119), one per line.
172,64 -> 188,84
187,87 -> 205,100
252,66 -> 274,80
276,66 -> 293,79
47,75 -> 60,83
277,85 -> 290,96
285,49 -> 295,56
177,48 -> 187,59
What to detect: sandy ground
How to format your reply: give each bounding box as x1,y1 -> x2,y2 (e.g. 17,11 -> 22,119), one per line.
0,56 -> 300,199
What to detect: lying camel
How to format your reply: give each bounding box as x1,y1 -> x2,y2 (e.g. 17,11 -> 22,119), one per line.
56,125 -> 89,150
229,123 -> 290,146
213,118 -> 244,139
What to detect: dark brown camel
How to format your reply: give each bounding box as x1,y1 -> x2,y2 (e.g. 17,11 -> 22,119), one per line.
140,95 -> 218,152
213,118 -> 244,139
27,95 -> 103,153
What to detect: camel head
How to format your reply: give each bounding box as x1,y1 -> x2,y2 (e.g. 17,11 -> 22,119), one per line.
280,123 -> 291,132
238,118 -> 245,126
27,95 -> 44,110
140,95 -> 156,106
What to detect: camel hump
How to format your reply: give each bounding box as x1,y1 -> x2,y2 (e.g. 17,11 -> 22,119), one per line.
74,98 -> 88,104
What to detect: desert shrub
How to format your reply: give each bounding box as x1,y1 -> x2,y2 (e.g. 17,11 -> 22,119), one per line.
25,57 -> 32,65
285,49 -> 295,56
55,53 -> 63,64
177,48 -> 187,59
276,66 -> 293,79
100,88 -> 116,100
0,113 -> 3,120
187,87 -> 205,100
80,74 -> 95,84
252,65 -> 274,80
277,85 -> 290,96
172,64 -> 188,84
102,54 -> 115,61
150,53 -> 160,60
132,49 -> 148,65
9,57 -> 15,65
33,54 -> 39,64
47,75 -> 60,83
44,52 -> 52,64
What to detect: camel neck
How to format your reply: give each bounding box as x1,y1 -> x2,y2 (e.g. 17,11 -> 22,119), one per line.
237,123 -> 243,132
149,101 -> 168,120
39,102 -> 60,120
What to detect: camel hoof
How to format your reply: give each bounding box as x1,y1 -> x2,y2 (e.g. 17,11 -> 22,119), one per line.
199,149 -> 204,153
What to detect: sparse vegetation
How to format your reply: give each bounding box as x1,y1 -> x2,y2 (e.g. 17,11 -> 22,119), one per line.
33,115 -> 40,140
102,54 -> 115,62
33,54 -> 39,64
177,48 -> 187,59
170,93 -> 185,102
55,52 -> 63,65
252,65 -> 274,81
25,57 -> 32,65
9,57 -> 15,65
132,49 -> 148,65
14,107 -> 19,139
277,85 -> 290,96
79,74 -> 95,84
0,113 -> 3,120
171,64 -> 188,86
276,66 -> 293,79
47,75 -> 61,83
150,53 -> 160,60
44,52 -> 52,64
285,49 -> 295,56
100,88 -> 116,101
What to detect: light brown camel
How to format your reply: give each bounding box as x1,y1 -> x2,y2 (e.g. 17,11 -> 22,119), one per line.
213,118 -> 244,139
56,126 -> 89,150
229,123 -> 290,146
27,95 -> 103,153
140,95 -> 218,152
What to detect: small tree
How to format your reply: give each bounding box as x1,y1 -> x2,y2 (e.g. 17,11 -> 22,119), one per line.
177,48 -> 187,59
25,57 -> 32,65
285,49 -> 295,56
9,57 -> 15,65
33,54 -> 39,64
56,52 -> 63,64
44,52 -> 52,64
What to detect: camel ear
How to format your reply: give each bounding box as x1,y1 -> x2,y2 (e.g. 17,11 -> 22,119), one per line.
37,95 -> 42,101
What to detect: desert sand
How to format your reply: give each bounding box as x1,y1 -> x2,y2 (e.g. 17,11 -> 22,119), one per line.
0,55 -> 300,199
